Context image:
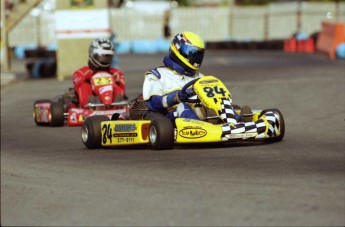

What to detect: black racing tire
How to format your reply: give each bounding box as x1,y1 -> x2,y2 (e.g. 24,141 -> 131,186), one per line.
149,117 -> 174,150
33,99 -> 51,126
81,115 -> 109,149
50,102 -> 65,127
259,108 -> 285,143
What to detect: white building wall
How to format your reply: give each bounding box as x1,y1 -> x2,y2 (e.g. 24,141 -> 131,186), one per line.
301,2 -> 337,35
8,2 -> 345,47
170,7 -> 229,42
110,8 -> 164,40
268,3 -> 298,40
230,6 -> 266,41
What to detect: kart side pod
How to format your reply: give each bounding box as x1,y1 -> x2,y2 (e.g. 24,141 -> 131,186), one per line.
175,118 -> 223,143
82,114 -> 179,149
81,115 -> 151,149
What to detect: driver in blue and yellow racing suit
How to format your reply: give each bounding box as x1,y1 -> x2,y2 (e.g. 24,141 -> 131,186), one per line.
143,31 -> 241,124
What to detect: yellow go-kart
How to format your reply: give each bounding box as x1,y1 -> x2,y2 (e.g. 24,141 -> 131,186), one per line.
81,75 -> 285,150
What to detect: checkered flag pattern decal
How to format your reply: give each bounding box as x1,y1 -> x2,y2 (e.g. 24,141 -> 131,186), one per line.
220,98 -> 237,124
221,110 -> 280,140
174,33 -> 186,51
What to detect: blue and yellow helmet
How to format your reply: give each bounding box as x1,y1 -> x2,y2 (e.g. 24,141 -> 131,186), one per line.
169,32 -> 205,73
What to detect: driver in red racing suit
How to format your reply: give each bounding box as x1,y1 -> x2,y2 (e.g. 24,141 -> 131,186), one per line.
73,38 -> 126,107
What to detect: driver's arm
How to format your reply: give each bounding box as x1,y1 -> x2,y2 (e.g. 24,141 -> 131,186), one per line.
143,72 -> 181,112
72,66 -> 93,90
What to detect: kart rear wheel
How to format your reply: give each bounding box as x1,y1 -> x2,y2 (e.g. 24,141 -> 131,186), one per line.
149,117 -> 174,150
33,99 -> 51,126
81,115 -> 109,149
259,108 -> 285,143
50,102 -> 64,127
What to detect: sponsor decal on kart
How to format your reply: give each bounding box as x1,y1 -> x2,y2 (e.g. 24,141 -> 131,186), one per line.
37,109 -> 50,123
113,133 -> 138,137
69,113 -> 84,123
70,108 -> 84,113
225,133 -> 258,139
179,126 -> 207,139
99,85 -> 113,94
91,108 -> 127,116
69,108 -> 87,124
199,79 -> 219,84
34,103 -> 51,123
115,123 -> 137,132
70,112 -> 78,123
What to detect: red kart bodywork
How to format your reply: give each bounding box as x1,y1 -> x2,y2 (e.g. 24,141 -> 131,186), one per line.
34,102 -> 128,126
66,105 -> 129,126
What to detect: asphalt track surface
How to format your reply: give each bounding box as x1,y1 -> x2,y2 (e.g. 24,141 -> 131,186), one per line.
1,50 -> 345,226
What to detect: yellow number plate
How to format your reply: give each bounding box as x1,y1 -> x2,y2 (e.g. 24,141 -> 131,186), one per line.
194,75 -> 231,111
93,77 -> 112,86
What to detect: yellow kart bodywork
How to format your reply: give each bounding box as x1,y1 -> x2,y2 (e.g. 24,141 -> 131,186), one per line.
101,120 -> 151,146
175,118 -> 223,143
99,118 -> 225,147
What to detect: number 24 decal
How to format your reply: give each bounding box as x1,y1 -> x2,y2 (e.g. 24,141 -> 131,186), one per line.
102,124 -> 112,144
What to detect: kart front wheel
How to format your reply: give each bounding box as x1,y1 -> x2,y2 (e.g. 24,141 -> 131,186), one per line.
259,108 -> 285,143
149,117 -> 174,150
81,115 -> 109,149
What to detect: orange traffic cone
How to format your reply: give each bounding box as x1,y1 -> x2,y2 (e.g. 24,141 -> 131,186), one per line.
284,38 -> 297,52
304,38 -> 315,53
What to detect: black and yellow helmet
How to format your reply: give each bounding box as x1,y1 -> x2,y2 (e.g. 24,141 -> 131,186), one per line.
169,32 -> 205,73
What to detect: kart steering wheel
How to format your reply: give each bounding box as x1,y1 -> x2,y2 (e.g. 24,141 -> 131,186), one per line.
180,78 -> 200,103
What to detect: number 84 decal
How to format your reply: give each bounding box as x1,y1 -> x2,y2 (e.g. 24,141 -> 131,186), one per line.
203,86 -> 227,97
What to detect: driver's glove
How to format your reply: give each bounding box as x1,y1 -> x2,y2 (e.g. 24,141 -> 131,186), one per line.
176,90 -> 188,102
113,72 -> 121,84
163,90 -> 188,108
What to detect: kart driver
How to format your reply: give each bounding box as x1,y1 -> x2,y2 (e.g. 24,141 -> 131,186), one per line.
143,31 -> 247,124
73,38 -> 126,107
143,31 -> 204,122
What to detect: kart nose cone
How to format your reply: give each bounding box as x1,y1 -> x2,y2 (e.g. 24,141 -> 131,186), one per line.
104,96 -> 112,105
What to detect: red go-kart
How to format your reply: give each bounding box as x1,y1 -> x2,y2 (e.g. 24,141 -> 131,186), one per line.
33,72 -> 129,127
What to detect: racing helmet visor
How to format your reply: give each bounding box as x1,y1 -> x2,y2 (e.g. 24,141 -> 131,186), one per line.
179,43 -> 204,68
98,54 -> 113,65
94,49 -> 114,66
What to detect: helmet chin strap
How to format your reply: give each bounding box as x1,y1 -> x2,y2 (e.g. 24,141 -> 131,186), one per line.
163,56 -> 195,77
